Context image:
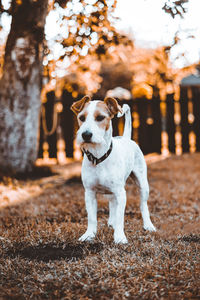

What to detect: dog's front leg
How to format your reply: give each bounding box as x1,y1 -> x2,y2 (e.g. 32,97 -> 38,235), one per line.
113,188 -> 128,244
79,189 -> 97,242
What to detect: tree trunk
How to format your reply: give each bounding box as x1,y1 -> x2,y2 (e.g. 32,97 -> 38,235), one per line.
0,0 -> 48,174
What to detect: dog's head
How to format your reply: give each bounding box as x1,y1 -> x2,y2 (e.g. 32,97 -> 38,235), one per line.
71,95 -> 122,147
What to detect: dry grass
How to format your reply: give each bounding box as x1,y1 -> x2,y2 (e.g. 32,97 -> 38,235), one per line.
0,153 -> 200,299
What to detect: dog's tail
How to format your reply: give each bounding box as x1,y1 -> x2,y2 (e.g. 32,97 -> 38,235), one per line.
117,104 -> 132,139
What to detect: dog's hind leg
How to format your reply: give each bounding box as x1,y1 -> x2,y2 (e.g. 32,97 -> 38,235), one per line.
132,152 -> 156,232
79,189 -> 97,241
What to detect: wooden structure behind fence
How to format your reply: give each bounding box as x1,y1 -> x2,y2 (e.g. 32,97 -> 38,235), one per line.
38,87 -> 200,163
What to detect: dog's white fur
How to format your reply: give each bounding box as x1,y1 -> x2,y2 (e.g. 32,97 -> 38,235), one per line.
71,96 -> 156,244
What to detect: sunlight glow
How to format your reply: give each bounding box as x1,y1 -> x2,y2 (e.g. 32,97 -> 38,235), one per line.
0,0 -> 199,69
114,0 -> 200,67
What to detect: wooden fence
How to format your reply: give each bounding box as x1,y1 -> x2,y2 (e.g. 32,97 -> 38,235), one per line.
37,87 -> 200,163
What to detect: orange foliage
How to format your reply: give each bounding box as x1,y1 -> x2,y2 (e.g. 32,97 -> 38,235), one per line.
0,0 -> 195,101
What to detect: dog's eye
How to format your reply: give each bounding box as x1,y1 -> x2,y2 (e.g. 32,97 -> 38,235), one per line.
79,115 -> 85,122
96,115 -> 105,122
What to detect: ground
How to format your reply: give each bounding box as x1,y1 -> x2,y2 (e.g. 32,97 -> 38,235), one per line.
0,153 -> 199,299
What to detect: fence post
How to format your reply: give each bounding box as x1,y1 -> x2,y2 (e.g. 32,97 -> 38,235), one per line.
180,87 -> 190,152
151,96 -> 162,153
192,87 -> 200,151
137,97 -> 161,154
137,97 -> 148,154
166,94 -> 176,153
44,91 -> 57,158
60,90 -> 75,158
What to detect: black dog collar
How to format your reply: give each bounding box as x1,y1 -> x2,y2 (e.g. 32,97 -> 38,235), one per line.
83,142 -> 113,166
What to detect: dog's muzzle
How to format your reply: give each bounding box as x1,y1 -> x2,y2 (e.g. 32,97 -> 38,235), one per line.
82,131 -> 93,143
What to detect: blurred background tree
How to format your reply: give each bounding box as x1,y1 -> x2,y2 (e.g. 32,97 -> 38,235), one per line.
0,0 -> 129,174
0,0 -> 49,174
0,0 -> 190,174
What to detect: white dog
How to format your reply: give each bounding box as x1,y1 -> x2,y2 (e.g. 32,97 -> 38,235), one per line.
71,96 -> 156,244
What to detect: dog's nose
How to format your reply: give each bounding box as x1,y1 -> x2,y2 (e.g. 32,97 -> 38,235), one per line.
82,131 -> 92,142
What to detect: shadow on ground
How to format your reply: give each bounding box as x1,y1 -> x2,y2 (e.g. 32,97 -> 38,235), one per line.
6,242 -> 103,262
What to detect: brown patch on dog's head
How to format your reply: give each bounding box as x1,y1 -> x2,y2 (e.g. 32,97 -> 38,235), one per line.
77,109 -> 88,126
70,95 -> 91,115
94,101 -> 111,131
104,97 -> 122,118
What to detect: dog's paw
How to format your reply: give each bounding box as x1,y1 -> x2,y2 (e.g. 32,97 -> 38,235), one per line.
114,234 -> 128,244
79,231 -> 96,242
143,223 -> 156,232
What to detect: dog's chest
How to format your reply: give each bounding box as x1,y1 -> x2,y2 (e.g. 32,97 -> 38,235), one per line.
82,160 -> 121,194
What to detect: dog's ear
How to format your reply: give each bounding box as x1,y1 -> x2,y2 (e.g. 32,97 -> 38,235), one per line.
71,95 -> 91,115
104,97 -> 123,118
